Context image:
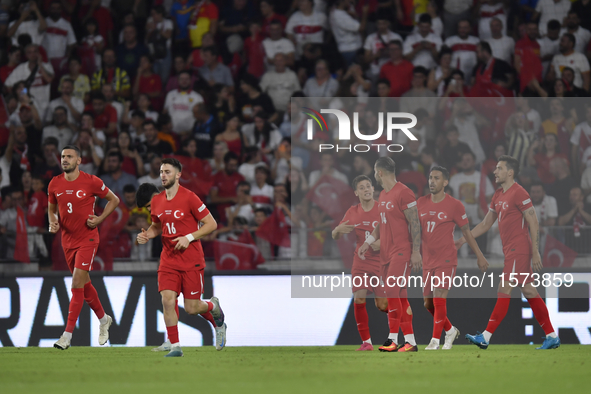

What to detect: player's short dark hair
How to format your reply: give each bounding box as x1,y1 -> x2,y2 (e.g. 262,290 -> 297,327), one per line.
375,157 -> 396,174
161,157 -> 182,172
224,151 -> 239,164
547,19 -> 561,31
478,41 -> 492,55
62,144 -> 80,156
352,175 -> 372,189
136,183 -> 160,208
123,184 -> 137,194
498,155 -> 520,177
430,166 -> 450,181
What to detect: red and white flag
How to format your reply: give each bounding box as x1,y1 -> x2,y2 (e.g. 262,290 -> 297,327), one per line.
306,175 -> 357,220
256,207 -> 290,248
543,234 -> 578,268
213,240 -> 263,270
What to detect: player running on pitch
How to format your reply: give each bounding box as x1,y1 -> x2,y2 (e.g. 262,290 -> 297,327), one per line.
358,157 -> 422,352
332,175 -> 387,351
49,145 -> 119,350
137,159 -> 227,357
456,155 -> 560,350
417,166 -> 488,350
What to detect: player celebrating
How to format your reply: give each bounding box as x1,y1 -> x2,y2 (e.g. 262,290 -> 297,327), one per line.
358,157 -> 422,352
457,155 -> 560,350
332,175 -> 387,351
49,145 -> 120,350
418,166 -> 488,350
137,159 -> 227,357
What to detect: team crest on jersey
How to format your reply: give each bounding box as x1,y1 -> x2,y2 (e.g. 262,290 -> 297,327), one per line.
437,212 -> 447,219
76,190 -> 87,198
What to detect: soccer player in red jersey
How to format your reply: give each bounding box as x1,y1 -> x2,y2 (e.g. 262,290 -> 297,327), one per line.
358,157 -> 422,352
137,158 -> 227,357
332,175 -> 387,351
418,166 -> 488,350
48,145 -> 120,350
457,155 -> 560,350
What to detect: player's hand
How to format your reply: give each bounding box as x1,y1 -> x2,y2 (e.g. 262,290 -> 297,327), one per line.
454,237 -> 465,250
410,250 -> 422,272
358,242 -> 370,260
476,255 -> 489,272
86,215 -> 102,228
173,236 -> 191,251
49,222 -> 60,233
137,228 -> 149,245
336,220 -> 355,235
532,251 -> 543,272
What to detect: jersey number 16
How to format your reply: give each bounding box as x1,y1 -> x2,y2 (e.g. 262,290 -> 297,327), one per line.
165,222 -> 176,234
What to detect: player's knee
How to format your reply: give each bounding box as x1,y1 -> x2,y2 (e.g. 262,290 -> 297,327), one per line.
354,297 -> 366,304
424,298 -> 433,311
161,296 -> 176,311
375,299 -> 388,312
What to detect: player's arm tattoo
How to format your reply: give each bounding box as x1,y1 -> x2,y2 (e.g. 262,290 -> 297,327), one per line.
403,206 -> 421,252
523,207 -> 539,252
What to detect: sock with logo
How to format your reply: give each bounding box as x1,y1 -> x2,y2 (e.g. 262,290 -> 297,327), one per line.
427,298 -> 453,332
65,288 -> 85,333
166,325 -> 179,346
432,298 -> 448,340
484,292 -> 511,337
83,281 -> 106,322
527,295 -> 556,336
354,302 -> 370,342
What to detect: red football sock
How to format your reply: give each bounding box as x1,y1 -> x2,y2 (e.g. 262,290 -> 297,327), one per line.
175,299 -> 179,318
485,293 -> 511,334
527,295 -> 555,335
65,288 -> 85,333
427,298 -> 452,332
387,297 -> 402,334
201,312 -> 216,327
83,281 -> 105,320
354,302 -> 370,342
166,325 -> 179,344
399,297 -> 414,335
205,301 -> 214,312
433,298 -> 448,340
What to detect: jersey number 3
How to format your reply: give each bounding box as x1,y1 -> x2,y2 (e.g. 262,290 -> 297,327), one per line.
67,202 -> 73,213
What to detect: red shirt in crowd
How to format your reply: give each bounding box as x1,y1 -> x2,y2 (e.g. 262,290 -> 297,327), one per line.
27,190 -> 48,228
379,59 -> 414,97
84,104 -> 118,132
244,34 -> 266,78
138,73 -> 163,110
78,5 -> 114,44
0,65 -> 17,83
211,170 -> 245,224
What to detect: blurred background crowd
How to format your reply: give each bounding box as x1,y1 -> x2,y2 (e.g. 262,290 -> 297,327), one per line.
1,0 -> 591,269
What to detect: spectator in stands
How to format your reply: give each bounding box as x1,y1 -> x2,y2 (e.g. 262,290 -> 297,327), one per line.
243,20 -> 265,79
427,46 -> 452,96
84,91 -> 117,137
286,0 -> 328,58
442,0 -> 472,39
238,147 -> 265,184
5,44 -> 54,117
260,53 -> 301,112
7,1 -> 46,46
505,111 -> 536,171
445,19 -> 479,83
163,70 -> 204,136
80,17 -> 103,74
75,129 -> 103,175
91,49 -> 131,100
547,157 -> 578,215
539,20 -> 561,78
379,40 -> 413,97
116,131 -> 144,177
477,0 -> 507,41
570,104 -> 591,175
571,0 -> 591,31
192,103 -> 221,158
101,84 -> 123,124
33,137 -> 61,182
541,98 -> 576,154
100,151 -> 139,198
549,33 -> 591,91
210,140 -> 229,175
227,181 -> 255,224
363,16 -> 402,81
534,0 -> 572,36
43,1 -> 76,72
46,78 -> 83,125
530,181 -> 558,226
309,152 -> 348,186
133,55 -> 163,111
440,125 -> 472,172
166,55 -> 197,92
138,154 -> 162,189
239,73 -> 277,123
0,47 -> 21,85
170,0 -> 196,49
242,111 -> 282,158
400,67 -> 436,117
218,0 -> 256,40
404,13 -> 442,70
329,0 -> 367,67
0,188 -> 22,259
260,0 -> 287,36
528,133 -> 569,184
116,24 -> 149,80
558,186 -> 591,226
59,56 -> 91,103
122,184 -> 137,212
198,46 -> 234,88
215,114 -> 243,158
262,19 -> 295,70
145,5 -> 173,85
142,120 -> 173,156
487,17 -> 514,64
560,11 -> 591,54
251,166 -> 274,211
42,107 -> 73,150
210,151 -> 245,224
445,98 -> 488,164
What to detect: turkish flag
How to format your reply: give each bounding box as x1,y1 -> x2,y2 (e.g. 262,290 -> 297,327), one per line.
543,234 -> 578,268
165,155 -> 213,200
213,240 -> 262,270
306,175 -> 357,220
14,206 -> 30,263
256,207 -> 290,248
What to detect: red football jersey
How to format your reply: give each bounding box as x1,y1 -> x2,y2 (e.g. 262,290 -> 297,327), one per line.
151,186 -> 211,271
27,190 -> 48,227
340,202 -> 381,271
48,171 -> 110,249
489,182 -> 533,256
417,194 -> 469,269
378,182 -> 416,264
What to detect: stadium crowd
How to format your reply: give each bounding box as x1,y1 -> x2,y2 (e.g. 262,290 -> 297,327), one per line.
1,0 -> 591,267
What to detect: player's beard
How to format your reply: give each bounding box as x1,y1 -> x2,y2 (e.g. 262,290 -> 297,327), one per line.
163,178 -> 176,189
62,163 -> 76,174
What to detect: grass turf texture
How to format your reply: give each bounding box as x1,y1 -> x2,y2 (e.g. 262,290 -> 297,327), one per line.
1,345 -> 589,393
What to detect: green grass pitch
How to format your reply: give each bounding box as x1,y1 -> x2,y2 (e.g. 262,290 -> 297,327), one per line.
1,345 -> 589,393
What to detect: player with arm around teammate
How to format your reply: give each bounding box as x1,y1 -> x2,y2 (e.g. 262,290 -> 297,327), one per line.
456,155 -> 560,350
49,145 -> 120,350
332,175 -> 388,351
137,158 -> 227,357
418,166 -> 489,350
